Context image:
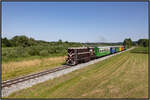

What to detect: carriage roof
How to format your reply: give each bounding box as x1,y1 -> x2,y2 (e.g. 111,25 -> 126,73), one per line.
97,46 -> 124,48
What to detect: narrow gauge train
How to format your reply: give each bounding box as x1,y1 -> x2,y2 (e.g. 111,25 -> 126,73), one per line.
66,46 -> 126,65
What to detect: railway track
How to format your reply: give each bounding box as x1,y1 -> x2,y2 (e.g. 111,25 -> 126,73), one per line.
2,65 -> 73,88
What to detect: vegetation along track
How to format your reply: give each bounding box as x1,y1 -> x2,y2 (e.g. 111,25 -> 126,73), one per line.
2,65 -> 72,88
2,48 -> 132,88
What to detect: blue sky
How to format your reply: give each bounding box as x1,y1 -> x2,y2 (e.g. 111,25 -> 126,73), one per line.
2,2 -> 148,43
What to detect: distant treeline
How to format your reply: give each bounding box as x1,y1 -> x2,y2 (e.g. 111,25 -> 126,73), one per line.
2,36 -> 148,48
83,42 -> 123,47
124,38 -> 149,48
123,38 -> 149,48
83,38 -> 149,48
2,35 -> 83,47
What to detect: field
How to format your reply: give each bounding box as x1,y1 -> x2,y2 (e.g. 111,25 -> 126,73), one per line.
6,47 -> 148,98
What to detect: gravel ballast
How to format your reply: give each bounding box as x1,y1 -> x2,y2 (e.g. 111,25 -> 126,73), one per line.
2,48 -> 133,97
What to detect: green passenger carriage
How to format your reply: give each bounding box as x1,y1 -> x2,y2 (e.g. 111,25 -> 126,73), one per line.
94,47 -> 110,57
115,47 -> 120,52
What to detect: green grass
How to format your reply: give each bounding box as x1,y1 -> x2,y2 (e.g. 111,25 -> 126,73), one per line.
5,47 -> 148,98
130,46 -> 148,54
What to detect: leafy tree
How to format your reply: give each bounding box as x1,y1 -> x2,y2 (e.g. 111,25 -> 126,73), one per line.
65,41 -> 68,43
123,38 -> 132,48
138,39 -> 149,47
58,39 -> 62,43
11,35 -> 32,47
58,39 -> 63,45
2,37 -> 12,47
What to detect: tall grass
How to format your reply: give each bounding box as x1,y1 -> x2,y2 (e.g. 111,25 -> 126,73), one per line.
2,56 -> 66,80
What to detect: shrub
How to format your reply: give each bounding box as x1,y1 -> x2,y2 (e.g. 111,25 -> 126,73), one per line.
7,49 -> 18,58
39,50 -> 49,56
27,46 -> 39,56
16,47 -> 29,57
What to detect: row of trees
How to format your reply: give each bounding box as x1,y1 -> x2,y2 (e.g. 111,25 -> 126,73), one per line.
123,38 -> 149,48
2,35 -> 74,47
2,36 -> 149,48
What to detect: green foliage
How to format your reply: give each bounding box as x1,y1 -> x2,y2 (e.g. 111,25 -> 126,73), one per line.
27,46 -> 40,56
2,37 -> 12,47
65,41 -> 68,43
39,50 -> 49,56
10,35 -> 37,47
2,35 -> 83,62
123,38 -> 132,48
58,39 -> 62,43
138,39 -> 149,47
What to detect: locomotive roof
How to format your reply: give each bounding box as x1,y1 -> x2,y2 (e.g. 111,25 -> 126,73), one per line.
68,46 -> 124,49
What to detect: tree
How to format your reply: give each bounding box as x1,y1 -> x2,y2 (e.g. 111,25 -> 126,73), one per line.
138,39 -> 149,47
58,39 -> 62,44
11,35 -> 32,47
123,38 -> 132,48
2,37 -> 12,47
58,39 -> 62,42
65,41 -> 68,43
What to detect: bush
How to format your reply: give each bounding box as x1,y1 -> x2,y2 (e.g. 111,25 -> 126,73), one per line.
7,49 -> 18,58
27,47 -> 39,56
39,50 -> 49,56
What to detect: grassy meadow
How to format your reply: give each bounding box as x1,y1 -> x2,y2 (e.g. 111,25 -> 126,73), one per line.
6,47 -> 148,98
